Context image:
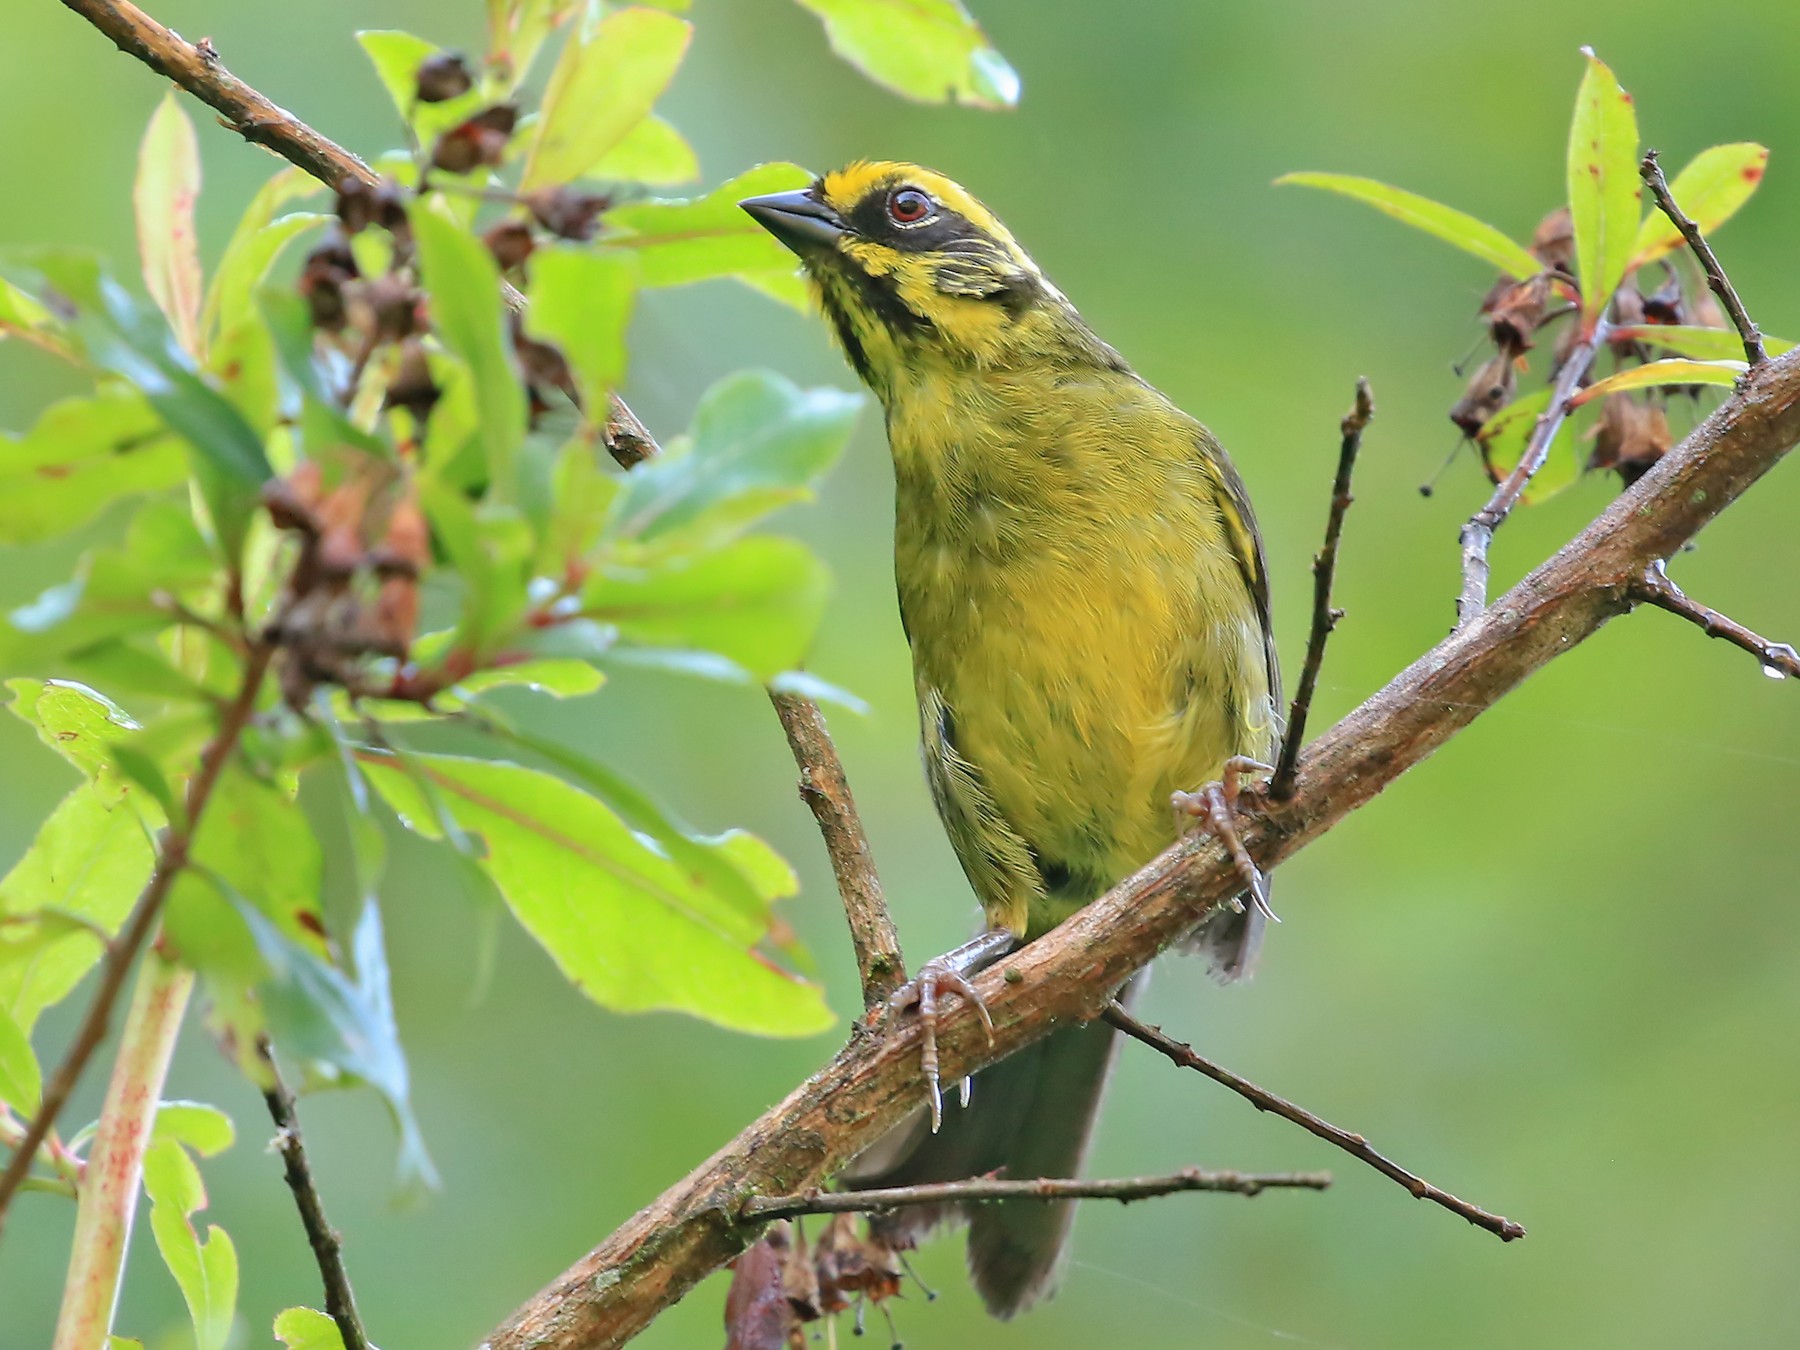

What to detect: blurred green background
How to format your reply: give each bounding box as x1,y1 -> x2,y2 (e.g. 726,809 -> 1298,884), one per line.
5,1 -> 1800,1346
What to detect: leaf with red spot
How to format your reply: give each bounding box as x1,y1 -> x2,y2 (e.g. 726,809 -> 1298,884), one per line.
1567,48 -> 1640,326
1629,142 -> 1770,269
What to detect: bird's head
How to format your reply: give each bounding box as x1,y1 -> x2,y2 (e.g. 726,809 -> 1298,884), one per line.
741,162 -> 1107,394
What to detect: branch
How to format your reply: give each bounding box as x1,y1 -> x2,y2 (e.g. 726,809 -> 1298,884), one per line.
1629,563 -> 1800,679
769,691 -> 907,1009
1271,377 -> 1373,800
1639,149 -> 1767,366
0,641 -> 275,1233
57,0 -> 655,472
1456,318 -> 1606,626
485,355 -> 1800,1349
739,1167 -> 1332,1222
1101,1004 -> 1523,1241
49,952 -> 194,1350
259,1041 -> 372,1350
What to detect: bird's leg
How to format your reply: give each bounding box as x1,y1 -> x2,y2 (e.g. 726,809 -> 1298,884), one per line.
886,927 -> 1011,1132
1172,755 -> 1278,922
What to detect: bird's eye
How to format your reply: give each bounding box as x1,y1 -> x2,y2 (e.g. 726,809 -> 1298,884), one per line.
886,188 -> 934,226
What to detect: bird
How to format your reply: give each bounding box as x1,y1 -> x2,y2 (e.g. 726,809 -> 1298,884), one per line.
742,163 -> 1280,1319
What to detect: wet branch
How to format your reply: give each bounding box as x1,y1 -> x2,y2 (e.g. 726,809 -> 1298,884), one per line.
1640,149 -> 1767,366
1271,377 -> 1374,801
1629,563 -> 1800,679
1102,1003 -> 1525,1242
739,1166 -> 1332,1222
770,691 -> 908,1009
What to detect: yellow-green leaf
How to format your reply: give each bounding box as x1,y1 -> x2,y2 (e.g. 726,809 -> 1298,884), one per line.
135,92 -> 204,356
1568,48 -> 1640,323
144,1136 -> 238,1350
0,1004 -> 40,1113
362,752 -> 833,1037
274,1308 -> 345,1350
522,7 -> 692,191
793,0 -> 1019,108
1569,358 -> 1745,406
1629,142 -> 1770,269
524,247 -> 637,426
601,163 -> 813,300
1274,173 -> 1541,280
587,114 -> 699,186
1611,324 -> 1793,361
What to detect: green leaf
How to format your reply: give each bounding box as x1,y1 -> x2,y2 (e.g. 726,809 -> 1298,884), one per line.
615,370 -> 861,547
357,30 -> 486,148
1630,143 -> 1769,269
0,786 -> 154,1033
524,247 -> 636,427
484,723 -> 779,931
9,678 -> 143,776
274,1307 -> 345,1350
152,1101 -> 236,1157
582,535 -> 830,681
164,765 -> 326,988
1274,173 -> 1542,280
204,212 -> 326,354
411,205 -> 526,495
1473,388 -> 1552,481
1568,358 -> 1746,406
1568,48 -> 1641,324
523,6 -> 692,190
0,389 -> 184,545
357,29 -> 438,121
792,0 -> 1019,108
0,1004 -> 40,1112
362,751 -> 832,1036
601,164 -> 814,299
0,500 -> 214,671
144,1136 -> 238,1350
221,885 -> 438,1196
136,92 -> 204,356
111,744 -> 181,826
1610,324 -> 1793,361
588,114 -> 699,186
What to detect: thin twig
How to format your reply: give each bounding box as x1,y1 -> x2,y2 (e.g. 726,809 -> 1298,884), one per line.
1271,378 -> 1374,800
1102,1003 -> 1525,1242
769,691 -> 907,1009
1456,317 -> 1606,626
1640,149 -> 1767,366
58,0 -> 652,471
1630,562 -> 1800,678
0,641 -> 275,1233
259,1039 -> 372,1350
740,1166 -> 1332,1222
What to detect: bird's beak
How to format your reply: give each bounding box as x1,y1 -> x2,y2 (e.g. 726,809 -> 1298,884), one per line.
740,189 -> 847,255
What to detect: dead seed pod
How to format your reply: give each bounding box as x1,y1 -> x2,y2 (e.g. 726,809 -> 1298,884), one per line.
414,51 -> 474,104
1449,351 -> 1517,439
430,103 -> 518,175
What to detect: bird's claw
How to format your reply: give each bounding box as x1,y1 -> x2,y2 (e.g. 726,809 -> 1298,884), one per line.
887,957 -> 995,1133
1172,755 -> 1277,923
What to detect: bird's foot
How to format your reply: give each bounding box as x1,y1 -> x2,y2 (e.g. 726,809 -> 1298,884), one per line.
1172,755 -> 1277,923
885,929 -> 1011,1132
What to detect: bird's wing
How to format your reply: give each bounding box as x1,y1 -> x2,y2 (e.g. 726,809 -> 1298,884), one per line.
1205,431 -> 1283,714
918,683 -> 1044,938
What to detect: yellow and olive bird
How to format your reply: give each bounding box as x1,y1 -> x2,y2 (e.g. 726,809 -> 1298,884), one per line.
743,164 -> 1280,1319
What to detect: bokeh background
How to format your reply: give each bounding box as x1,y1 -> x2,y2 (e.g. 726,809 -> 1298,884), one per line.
5,1 -> 1800,1346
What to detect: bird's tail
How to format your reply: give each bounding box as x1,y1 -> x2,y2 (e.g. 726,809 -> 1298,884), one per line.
845,975 -> 1143,1318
